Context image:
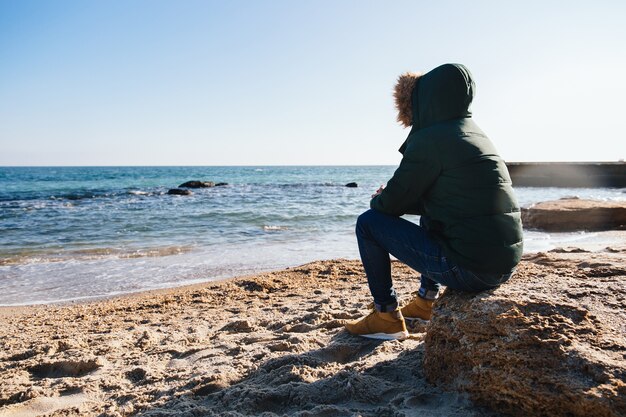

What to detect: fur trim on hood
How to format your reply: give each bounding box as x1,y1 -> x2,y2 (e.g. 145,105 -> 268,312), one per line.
394,72 -> 422,128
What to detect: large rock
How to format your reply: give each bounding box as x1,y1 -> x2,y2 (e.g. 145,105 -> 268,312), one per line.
179,181 -> 215,188
167,188 -> 192,196
522,198 -> 626,231
423,249 -> 626,417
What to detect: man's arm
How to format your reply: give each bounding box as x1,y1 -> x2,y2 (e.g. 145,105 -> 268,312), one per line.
370,149 -> 440,216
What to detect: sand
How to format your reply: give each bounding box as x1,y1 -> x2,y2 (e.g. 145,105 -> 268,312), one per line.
1,239 -> 625,416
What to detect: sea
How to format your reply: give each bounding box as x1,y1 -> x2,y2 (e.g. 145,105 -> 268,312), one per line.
1,166 -> 625,306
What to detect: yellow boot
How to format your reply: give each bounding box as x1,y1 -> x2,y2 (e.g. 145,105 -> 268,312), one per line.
344,309 -> 408,340
401,296 -> 434,321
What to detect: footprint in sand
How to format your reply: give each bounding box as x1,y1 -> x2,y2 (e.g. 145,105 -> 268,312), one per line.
27,359 -> 101,379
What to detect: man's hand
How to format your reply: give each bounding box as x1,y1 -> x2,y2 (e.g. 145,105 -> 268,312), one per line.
371,185 -> 384,199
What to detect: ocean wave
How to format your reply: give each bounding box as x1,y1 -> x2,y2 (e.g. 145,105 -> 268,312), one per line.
273,182 -> 347,188
50,189 -> 116,200
0,245 -> 195,266
0,188 -> 164,203
0,199 -> 76,211
127,190 -> 151,196
263,225 -> 289,231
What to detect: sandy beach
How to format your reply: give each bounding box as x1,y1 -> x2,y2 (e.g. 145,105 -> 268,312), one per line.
1,238 -> 625,416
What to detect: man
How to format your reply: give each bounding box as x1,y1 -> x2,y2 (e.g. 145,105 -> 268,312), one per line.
345,63 -> 523,340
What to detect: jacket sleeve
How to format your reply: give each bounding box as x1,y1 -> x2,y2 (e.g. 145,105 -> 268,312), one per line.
370,146 -> 440,216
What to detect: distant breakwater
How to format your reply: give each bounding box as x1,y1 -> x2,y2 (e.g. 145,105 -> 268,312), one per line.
506,162 -> 626,188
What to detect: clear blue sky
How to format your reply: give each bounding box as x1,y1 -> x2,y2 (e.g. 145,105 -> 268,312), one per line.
1,0 -> 624,166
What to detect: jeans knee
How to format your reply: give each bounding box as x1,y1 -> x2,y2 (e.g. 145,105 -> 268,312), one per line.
356,209 -> 376,237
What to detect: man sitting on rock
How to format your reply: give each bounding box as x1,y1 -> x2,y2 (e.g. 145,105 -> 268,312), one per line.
345,63 -> 524,340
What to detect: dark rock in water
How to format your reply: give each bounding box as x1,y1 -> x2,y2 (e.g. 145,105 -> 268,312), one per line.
167,188 -> 192,196
521,198 -> 626,231
179,181 -> 215,188
423,250 -> 626,416
345,182 -> 358,188
215,182 -> 228,187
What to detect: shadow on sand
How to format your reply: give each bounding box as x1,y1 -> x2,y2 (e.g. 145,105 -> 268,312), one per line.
135,330 -> 494,417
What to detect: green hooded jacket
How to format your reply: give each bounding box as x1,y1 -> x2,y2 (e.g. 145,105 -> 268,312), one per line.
371,63 -> 523,274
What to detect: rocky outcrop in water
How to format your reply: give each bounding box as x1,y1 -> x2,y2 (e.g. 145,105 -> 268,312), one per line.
178,181 -> 215,188
345,182 -> 358,188
178,181 -> 228,188
167,188 -> 192,196
522,198 -> 626,231
423,248 -> 626,417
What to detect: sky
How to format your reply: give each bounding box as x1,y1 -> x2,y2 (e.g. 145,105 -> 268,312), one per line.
0,0 -> 624,166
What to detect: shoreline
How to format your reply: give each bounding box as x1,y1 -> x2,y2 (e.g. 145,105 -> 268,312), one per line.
0,266 -> 295,313
3,229 -> 626,309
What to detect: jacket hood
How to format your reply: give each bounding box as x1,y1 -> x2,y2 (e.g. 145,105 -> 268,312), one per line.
399,63 -> 475,153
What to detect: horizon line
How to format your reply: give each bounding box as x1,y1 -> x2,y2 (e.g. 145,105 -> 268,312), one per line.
1,160 -> 625,168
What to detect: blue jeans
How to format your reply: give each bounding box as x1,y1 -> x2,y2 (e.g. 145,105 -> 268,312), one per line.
356,209 -> 511,311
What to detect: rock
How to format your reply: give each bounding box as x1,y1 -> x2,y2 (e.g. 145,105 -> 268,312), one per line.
167,188 -> 192,196
179,181 -> 215,188
215,182 -> 228,186
423,252 -> 626,417
521,198 -> 626,231
345,182 -> 358,188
